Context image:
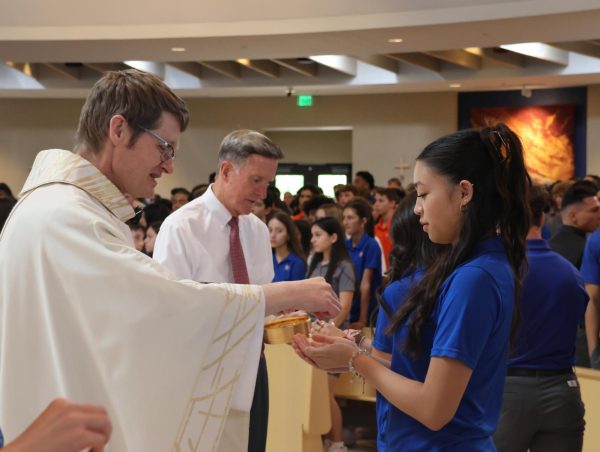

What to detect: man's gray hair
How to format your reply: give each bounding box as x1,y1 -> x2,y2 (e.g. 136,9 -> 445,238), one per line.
217,130 -> 284,170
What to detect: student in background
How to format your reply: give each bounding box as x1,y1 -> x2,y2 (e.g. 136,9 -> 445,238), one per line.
494,184 -> 586,452
301,195 -> 335,225
354,171 -> 375,202
307,217 -> 356,452
343,198 -> 382,328
292,185 -> 321,220
373,187 -> 405,270
545,180 -> 574,237
140,199 -> 172,228
315,202 -> 344,224
129,223 -> 146,252
283,191 -> 294,209
268,211 -> 306,282
0,183 -> 15,201
387,177 -> 403,189
550,180 -> 600,367
170,187 -> 190,211
336,185 -> 357,208
252,191 -> 274,223
549,180 -> 600,269
144,221 -> 162,258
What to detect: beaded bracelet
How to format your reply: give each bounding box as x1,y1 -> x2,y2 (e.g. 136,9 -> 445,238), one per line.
348,347 -> 370,379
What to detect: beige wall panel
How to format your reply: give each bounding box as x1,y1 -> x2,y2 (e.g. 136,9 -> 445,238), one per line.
588,85 -> 600,176
265,130 -> 351,165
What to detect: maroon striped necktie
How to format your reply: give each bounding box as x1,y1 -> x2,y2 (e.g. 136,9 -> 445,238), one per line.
228,216 -> 250,284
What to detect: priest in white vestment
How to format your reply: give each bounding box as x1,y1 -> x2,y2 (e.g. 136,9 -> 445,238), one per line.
0,69 -> 339,452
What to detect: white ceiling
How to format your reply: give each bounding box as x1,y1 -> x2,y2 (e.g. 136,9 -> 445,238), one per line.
1,0 -> 600,97
0,0 -> 568,30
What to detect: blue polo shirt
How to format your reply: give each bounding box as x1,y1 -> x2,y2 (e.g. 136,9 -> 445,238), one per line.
508,239 -> 588,369
272,251 -> 306,282
373,270 -> 424,452
581,228 -> 600,284
345,233 -> 382,323
385,237 -> 514,451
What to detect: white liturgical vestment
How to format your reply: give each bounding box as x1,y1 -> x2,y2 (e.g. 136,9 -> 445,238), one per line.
0,149 -> 266,451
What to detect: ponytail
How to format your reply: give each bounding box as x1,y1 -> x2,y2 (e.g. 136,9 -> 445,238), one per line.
480,124 -> 531,346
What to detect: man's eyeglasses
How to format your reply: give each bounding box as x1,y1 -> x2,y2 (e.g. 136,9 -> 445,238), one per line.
137,125 -> 176,162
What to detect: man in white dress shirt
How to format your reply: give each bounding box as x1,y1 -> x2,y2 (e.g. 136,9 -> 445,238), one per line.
154,130 -> 282,452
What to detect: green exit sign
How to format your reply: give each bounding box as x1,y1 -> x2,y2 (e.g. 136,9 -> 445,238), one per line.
297,95 -> 313,107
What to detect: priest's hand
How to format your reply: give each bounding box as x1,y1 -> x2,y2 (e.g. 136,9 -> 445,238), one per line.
292,333 -> 357,372
296,277 -> 342,318
262,277 -> 342,318
4,398 -> 112,452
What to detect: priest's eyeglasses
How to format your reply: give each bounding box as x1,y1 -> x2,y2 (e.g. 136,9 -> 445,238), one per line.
137,126 -> 176,162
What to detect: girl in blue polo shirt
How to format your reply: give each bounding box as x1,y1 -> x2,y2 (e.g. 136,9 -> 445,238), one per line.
307,216 -> 356,452
268,211 -> 307,282
343,198 -> 382,329
372,190 -> 443,450
294,123 -> 531,451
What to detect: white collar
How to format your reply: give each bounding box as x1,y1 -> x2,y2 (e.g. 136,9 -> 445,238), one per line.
20,149 -> 135,222
201,184 -> 234,227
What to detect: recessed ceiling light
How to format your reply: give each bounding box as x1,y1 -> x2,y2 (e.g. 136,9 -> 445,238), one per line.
388,38 -> 403,43
171,47 -> 186,52
449,83 -> 462,88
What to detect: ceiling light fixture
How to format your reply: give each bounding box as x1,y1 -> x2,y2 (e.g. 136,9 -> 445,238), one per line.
171,47 -> 186,52
388,38 -> 403,43
23,63 -> 34,77
449,83 -> 461,88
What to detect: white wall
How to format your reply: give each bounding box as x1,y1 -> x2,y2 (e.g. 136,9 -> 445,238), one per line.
265,130 -> 352,164
2,87 -> 599,199
0,99 -> 84,196
0,92 -> 457,197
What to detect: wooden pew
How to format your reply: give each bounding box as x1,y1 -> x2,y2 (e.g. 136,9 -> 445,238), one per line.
334,328 -> 377,403
264,336 -> 600,452
333,372 -> 376,403
265,344 -> 331,452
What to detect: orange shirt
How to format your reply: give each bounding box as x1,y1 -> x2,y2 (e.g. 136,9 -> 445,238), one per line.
375,217 -> 393,268
292,211 -> 305,221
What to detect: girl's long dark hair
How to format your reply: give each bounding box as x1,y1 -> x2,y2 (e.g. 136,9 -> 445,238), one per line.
307,217 -> 357,291
389,123 -> 531,357
377,190 -> 446,318
386,190 -> 441,283
268,210 -> 306,264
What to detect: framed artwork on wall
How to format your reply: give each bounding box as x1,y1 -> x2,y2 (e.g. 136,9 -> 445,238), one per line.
458,87 -> 587,183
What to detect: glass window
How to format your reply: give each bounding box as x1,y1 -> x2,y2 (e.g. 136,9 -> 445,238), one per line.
275,175 -> 304,199
318,174 -> 348,198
